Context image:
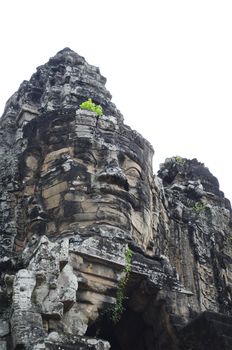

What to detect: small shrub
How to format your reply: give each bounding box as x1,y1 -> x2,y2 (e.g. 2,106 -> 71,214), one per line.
80,98 -> 103,116
193,202 -> 206,214
175,156 -> 185,165
111,247 -> 133,324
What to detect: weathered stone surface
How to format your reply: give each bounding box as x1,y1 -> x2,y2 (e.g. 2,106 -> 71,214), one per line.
179,311 -> 232,349
46,332 -> 111,350
156,157 -> 232,327
0,49 -> 231,349
0,341 -> 7,350
0,320 -> 9,337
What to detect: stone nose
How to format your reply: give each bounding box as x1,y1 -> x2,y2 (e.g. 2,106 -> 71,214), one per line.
98,159 -> 129,191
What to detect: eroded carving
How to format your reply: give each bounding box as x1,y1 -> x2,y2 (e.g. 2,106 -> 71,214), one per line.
0,49 -> 232,350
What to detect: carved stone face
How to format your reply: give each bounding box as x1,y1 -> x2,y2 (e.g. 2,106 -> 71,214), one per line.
3,50 -> 184,350
20,110 -> 154,251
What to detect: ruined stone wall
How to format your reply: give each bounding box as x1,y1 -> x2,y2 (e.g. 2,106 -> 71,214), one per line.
153,157 -> 232,325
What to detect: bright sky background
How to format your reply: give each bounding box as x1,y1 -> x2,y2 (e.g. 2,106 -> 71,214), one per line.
0,1 -> 232,202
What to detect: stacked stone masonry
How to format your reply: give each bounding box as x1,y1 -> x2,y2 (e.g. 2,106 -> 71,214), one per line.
0,48 -> 232,349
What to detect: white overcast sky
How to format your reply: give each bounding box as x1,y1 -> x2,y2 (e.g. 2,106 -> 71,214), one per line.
0,0 -> 232,202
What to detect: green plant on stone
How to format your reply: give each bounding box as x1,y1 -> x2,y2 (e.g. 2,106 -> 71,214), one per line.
111,247 -> 133,324
193,202 -> 206,214
175,156 -> 185,165
80,98 -> 103,116
228,236 -> 232,246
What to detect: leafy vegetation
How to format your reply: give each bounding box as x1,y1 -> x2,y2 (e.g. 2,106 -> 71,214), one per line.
193,202 -> 206,214
80,98 -> 103,116
227,235 -> 232,246
111,247 -> 133,324
175,156 -> 185,165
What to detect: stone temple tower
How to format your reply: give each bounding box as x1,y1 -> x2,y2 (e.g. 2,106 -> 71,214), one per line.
0,48 -> 232,349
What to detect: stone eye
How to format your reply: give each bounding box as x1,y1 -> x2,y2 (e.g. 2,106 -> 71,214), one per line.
83,154 -> 94,164
125,168 -> 141,179
78,152 -> 96,165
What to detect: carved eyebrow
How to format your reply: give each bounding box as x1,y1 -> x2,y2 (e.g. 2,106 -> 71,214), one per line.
76,151 -> 97,165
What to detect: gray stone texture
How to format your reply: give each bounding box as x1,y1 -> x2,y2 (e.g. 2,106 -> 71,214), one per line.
0,48 -> 232,349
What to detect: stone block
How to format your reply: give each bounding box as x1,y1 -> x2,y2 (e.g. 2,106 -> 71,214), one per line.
47,148 -> 73,163
62,303 -> 88,336
42,182 -> 68,199
58,264 -> 78,309
44,194 -> 61,209
77,290 -> 115,305
24,185 -> 35,196
75,112 -> 97,127
16,104 -> 39,127
64,193 -> 85,202
26,155 -> 39,171
0,320 -> 9,337
0,341 -> 7,350
98,115 -> 119,131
